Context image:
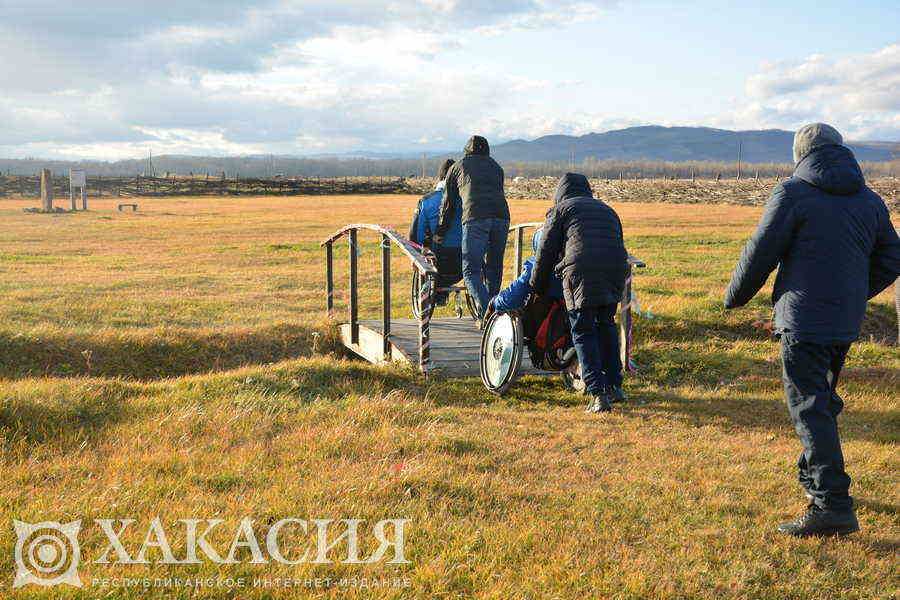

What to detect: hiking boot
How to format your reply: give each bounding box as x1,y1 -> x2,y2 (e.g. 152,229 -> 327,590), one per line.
611,385 -> 627,403
584,390 -> 613,414
777,504 -> 859,537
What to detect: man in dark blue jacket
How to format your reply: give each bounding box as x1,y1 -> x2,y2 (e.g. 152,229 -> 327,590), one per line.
725,123 -> 900,537
532,173 -> 628,413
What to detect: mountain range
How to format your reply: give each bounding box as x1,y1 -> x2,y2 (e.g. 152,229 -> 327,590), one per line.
1,127 -> 896,178
485,126 -> 898,163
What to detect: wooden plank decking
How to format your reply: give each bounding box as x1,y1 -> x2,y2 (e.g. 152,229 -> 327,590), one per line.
339,318 -> 548,377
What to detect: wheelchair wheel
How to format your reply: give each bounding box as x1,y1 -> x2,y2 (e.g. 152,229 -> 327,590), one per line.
480,311 -> 524,395
465,290 -> 480,320
463,268 -> 489,321
410,269 -> 435,320
411,269 -> 422,319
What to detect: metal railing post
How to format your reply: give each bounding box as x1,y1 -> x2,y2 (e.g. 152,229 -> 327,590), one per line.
620,264 -> 633,371
515,226 -> 524,275
418,271 -> 432,375
325,242 -> 334,316
381,233 -> 391,360
348,228 -> 359,345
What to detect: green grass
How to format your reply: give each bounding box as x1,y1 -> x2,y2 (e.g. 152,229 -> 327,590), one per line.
0,194 -> 896,599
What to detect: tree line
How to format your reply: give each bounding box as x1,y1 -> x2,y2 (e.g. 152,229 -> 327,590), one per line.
0,156 -> 896,180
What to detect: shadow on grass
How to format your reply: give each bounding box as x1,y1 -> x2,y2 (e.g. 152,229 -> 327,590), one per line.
853,536 -> 900,557
637,302 -> 897,346
184,358 -> 422,405
0,358 -> 423,449
856,498 -> 898,517
635,344 -> 778,389
0,322 -> 344,381
626,389 -> 897,445
0,380 -> 143,447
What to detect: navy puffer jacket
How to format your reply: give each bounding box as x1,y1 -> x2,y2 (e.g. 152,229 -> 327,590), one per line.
530,173 -> 628,309
725,144 -> 900,343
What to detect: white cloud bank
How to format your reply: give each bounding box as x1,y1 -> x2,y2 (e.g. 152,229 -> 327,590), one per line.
0,2 -> 896,159
720,43 -> 900,140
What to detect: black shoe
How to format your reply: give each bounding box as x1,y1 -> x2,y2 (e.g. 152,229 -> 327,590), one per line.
584,391 -> 612,414
777,505 -> 859,537
611,385 -> 627,403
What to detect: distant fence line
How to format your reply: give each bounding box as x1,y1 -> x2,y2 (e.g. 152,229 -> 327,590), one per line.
3,158 -> 896,182
501,159 -> 899,180
0,174 -> 410,198
1,171 -> 897,208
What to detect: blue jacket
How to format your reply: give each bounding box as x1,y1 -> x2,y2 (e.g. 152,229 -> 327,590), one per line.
493,258 -> 564,313
725,144 -> 900,343
409,186 -> 462,248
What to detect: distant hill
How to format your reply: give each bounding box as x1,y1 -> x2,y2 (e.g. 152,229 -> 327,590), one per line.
0,126 -> 895,178
489,126 -> 898,163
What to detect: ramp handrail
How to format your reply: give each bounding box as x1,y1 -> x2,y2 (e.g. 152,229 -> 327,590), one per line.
320,221 -> 647,377
321,223 -> 436,374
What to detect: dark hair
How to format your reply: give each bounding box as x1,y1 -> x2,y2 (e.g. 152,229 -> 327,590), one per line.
437,158 -> 455,180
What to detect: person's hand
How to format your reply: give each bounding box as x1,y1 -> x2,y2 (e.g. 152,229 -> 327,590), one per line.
432,233 -> 444,245
484,297 -> 497,319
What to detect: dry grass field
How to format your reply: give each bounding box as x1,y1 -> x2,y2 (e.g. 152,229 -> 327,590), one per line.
0,193 -> 897,599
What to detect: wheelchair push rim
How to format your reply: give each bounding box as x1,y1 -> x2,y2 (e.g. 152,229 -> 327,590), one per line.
479,311 -> 524,395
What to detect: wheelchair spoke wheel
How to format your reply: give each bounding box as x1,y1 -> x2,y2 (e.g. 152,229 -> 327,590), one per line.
410,269 -> 422,319
480,311 -> 524,395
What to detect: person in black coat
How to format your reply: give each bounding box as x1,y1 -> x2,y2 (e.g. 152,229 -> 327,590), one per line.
435,136 -> 510,320
531,173 -> 628,412
725,123 -> 900,537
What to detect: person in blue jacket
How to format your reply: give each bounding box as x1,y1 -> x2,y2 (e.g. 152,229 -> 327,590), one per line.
408,159 -> 463,305
725,123 -> 900,538
489,228 -> 563,313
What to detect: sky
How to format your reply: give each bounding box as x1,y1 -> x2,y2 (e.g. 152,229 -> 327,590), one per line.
0,0 -> 897,160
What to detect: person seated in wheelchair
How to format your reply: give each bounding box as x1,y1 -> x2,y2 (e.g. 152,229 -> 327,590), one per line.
486,228 -> 572,371
408,159 -> 463,306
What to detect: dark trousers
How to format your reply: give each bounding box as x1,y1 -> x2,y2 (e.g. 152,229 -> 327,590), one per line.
568,304 -> 622,395
432,244 -> 462,304
462,218 -> 509,317
780,335 -> 853,512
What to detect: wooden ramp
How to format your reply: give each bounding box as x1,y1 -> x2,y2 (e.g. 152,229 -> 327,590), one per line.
339,318 -> 546,378
323,223 -> 644,379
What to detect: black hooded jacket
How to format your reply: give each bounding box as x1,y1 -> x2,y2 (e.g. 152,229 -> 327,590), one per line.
530,173 -> 628,309
725,144 -> 900,343
436,136 -> 509,236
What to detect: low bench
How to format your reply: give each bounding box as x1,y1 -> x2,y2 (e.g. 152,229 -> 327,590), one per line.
118,203 -> 138,212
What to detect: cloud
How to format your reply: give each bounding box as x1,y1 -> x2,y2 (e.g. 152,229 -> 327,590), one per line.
727,43 -> 900,140
2,2 -> 895,159
0,0 -> 623,157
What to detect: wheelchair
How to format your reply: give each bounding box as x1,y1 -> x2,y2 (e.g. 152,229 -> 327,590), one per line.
410,243 -> 481,321
480,254 -> 645,396
480,306 -> 580,395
